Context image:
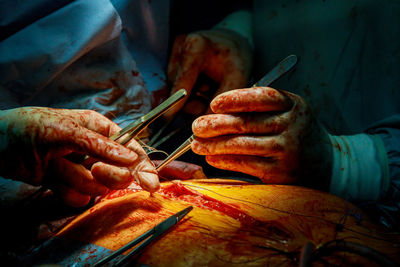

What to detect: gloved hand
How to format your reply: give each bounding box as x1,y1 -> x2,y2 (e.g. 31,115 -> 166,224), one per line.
164,10 -> 253,119
0,107 -> 159,207
191,87 -> 333,187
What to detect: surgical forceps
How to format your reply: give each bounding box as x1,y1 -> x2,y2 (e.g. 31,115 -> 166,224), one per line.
93,206 -> 193,266
81,89 -> 187,163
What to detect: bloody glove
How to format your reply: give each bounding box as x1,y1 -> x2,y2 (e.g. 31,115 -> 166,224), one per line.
164,11 -> 253,119
0,107 -> 159,207
191,87 -> 333,187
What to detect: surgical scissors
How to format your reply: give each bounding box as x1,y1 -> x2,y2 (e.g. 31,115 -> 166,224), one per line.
92,206 -> 193,266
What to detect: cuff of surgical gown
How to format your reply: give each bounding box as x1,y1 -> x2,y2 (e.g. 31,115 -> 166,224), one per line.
328,133 -> 389,202
367,127 -> 400,193
366,126 -> 400,229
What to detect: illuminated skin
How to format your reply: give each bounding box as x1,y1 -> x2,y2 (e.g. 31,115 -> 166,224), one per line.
56,179 -> 400,266
192,87 -> 332,186
0,107 -> 159,207
164,28 -> 253,119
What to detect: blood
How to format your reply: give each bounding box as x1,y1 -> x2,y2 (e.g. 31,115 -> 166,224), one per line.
159,183 -> 262,227
93,181 -> 293,244
159,182 -> 294,247
94,182 -> 144,202
103,188 -> 141,200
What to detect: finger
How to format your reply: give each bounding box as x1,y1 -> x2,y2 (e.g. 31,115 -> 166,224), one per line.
210,87 -> 292,114
55,184 -> 91,207
167,34 -> 188,85
63,123 -> 138,166
90,163 -> 134,189
192,113 -> 290,138
125,137 -> 159,179
152,160 -> 207,180
94,137 -> 158,191
91,139 -> 153,192
164,33 -> 207,120
50,158 -> 108,196
91,162 -> 160,192
74,109 -> 122,137
205,155 -> 296,184
192,135 -> 285,157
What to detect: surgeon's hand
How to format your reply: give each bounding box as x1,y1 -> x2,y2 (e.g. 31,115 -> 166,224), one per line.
164,18 -> 253,118
0,107 -> 159,207
191,87 -> 333,187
